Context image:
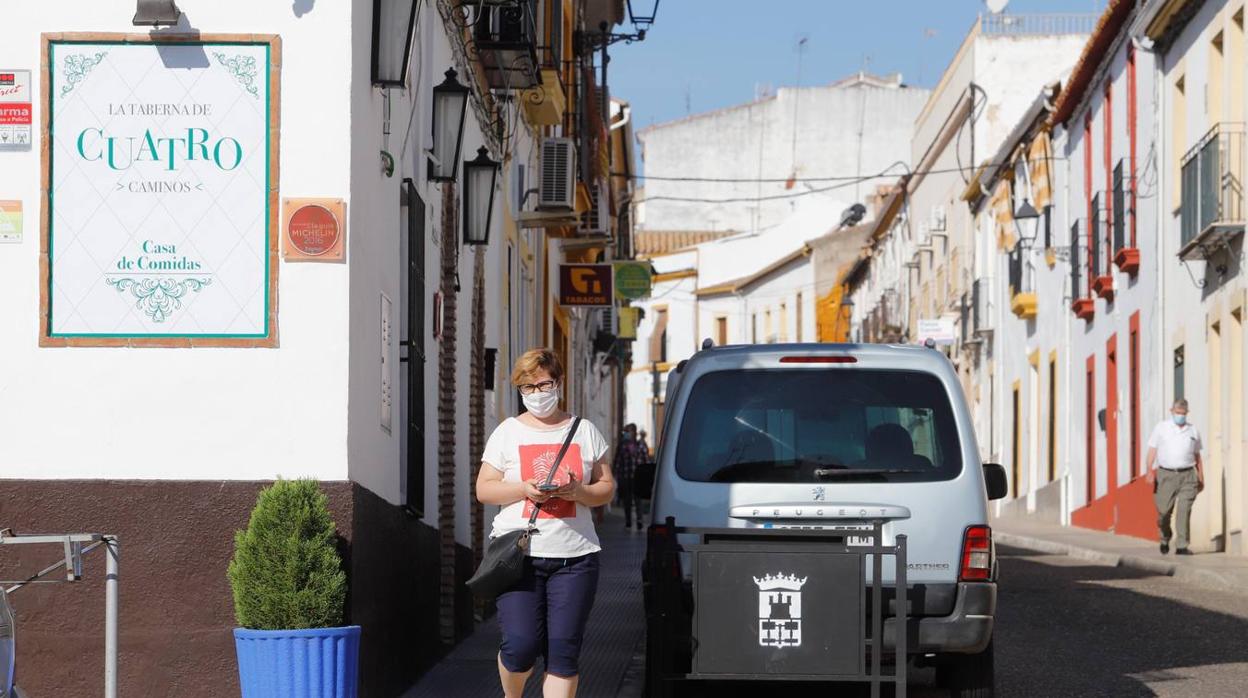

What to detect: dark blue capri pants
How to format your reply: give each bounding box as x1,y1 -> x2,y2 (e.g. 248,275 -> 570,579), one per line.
497,553 -> 600,677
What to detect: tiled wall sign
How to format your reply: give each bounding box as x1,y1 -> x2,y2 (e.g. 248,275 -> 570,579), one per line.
40,36 -> 280,346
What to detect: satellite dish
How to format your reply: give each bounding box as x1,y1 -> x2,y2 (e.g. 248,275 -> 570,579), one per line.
986,0 -> 1009,13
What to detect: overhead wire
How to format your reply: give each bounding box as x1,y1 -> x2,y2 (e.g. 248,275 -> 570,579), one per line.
611,157 -> 1064,193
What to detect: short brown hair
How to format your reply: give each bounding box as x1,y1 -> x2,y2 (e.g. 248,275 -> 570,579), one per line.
512,348 -> 564,386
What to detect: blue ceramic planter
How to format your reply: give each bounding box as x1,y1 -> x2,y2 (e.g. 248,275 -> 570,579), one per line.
234,625 -> 361,698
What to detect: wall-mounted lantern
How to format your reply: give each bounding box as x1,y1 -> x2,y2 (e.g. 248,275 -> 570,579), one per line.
429,69 -> 469,182
627,0 -> 662,29
372,0 -> 420,87
132,0 -> 181,26
1014,198 -> 1040,220
463,147 -> 500,245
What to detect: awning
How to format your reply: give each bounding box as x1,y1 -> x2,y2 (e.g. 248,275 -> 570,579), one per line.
1028,131 -> 1054,210
991,179 -> 1016,250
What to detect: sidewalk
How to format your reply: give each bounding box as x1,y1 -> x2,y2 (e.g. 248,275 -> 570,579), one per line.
992,516 -> 1248,595
403,511 -> 647,698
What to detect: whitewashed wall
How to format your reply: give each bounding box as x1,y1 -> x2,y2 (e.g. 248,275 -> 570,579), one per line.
1061,35 -> 1163,513
626,250 -> 697,438
637,79 -> 928,235
1155,0 -> 1248,552
0,1 -> 355,481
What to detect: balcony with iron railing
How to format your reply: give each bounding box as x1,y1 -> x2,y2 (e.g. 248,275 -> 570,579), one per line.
470,0 -> 541,90
972,277 -> 987,335
1179,122 -> 1245,261
1008,244 -> 1037,320
519,46 -> 568,126
1088,193 -> 1113,301
1069,220 -> 1094,321
979,13 -> 1098,36
1111,159 -> 1140,275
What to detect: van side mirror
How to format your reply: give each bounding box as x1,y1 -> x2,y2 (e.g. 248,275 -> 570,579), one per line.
983,463 -> 1008,500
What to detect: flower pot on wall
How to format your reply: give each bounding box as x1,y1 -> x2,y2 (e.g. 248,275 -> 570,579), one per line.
235,625 -> 361,698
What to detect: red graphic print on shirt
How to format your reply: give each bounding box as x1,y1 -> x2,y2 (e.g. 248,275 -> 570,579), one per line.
520,442 -> 584,519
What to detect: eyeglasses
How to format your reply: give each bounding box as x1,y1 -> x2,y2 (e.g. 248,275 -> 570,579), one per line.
518,380 -> 557,396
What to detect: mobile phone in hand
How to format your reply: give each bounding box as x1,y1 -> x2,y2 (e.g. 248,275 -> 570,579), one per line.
538,483 -> 560,492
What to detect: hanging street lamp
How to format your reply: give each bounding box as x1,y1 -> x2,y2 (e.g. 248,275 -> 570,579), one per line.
429,68 -> 470,182
463,147 -> 500,246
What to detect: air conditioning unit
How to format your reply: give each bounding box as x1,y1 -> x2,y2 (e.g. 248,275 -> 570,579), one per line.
540,138 -> 576,210
579,178 -> 609,235
929,205 -> 947,232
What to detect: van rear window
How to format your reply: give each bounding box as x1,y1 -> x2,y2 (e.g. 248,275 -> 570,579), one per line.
674,369 -> 963,483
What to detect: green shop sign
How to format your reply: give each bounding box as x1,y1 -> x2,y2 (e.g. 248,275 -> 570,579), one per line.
613,262 -> 652,300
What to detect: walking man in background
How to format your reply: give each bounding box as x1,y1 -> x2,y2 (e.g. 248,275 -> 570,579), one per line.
614,423 -> 644,529
1146,399 -> 1204,555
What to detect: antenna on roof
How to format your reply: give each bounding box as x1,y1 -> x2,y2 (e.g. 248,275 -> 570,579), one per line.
985,0 -> 1009,14
702,338 -> 715,350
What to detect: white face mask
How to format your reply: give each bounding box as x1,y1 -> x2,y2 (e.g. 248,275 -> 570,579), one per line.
522,386 -> 560,417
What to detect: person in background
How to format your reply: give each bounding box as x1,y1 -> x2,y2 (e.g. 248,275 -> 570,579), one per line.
614,423 -> 645,529
1146,399 -> 1204,556
637,429 -> 651,458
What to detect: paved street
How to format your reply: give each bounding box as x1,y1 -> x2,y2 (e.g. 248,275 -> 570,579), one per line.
409,531 -> 1248,698
404,512 -> 647,698
987,545 -> 1248,697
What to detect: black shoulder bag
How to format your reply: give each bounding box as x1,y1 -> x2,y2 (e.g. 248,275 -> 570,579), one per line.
466,417 -> 582,600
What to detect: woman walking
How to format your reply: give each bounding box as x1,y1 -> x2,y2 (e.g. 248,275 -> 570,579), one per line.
476,348 -> 616,698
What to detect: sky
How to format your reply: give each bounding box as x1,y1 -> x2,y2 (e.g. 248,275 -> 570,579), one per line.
609,0 -> 1108,135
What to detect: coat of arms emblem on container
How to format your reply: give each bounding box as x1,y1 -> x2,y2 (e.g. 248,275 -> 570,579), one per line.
754,572 -> 807,648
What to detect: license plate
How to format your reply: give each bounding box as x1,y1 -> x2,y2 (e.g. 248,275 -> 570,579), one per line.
846,535 -> 873,547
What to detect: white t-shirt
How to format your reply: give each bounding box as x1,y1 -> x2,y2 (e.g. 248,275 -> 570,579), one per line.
1148,420 -> 1202,470
482,416 -> 609,558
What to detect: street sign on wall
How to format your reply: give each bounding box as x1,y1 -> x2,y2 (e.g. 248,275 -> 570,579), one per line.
613,261 -> 652,300
41,36 -> 280,346
916,317 -> 957,345
0,200 -> 21,243
559,263 -> 613,307
0,69 -> 32,147
617,307 -> 639,339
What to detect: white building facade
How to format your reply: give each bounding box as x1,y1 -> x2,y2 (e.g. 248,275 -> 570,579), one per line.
0,1 -> 634,694
1143,0 -> 1248,553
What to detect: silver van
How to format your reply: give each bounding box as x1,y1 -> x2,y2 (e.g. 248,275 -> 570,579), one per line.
642,343 -> 1008,697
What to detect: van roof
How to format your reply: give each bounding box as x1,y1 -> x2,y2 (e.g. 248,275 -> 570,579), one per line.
689,341 -> 942,359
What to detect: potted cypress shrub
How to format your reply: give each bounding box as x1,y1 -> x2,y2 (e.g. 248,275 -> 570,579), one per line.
228,479 -> 359,697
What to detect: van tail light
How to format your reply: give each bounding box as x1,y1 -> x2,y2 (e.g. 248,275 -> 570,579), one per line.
959,525 -> 994,581
779,355 -> 857,364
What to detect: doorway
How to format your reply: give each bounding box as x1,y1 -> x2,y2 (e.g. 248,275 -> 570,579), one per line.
1106,336 -> 1119,494
1231,308 -> 1245,553
401,180 -> 427,515
1086,357 -> 1096,505
1210,319 -> 1226,550
1012,383 -> 1021,499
